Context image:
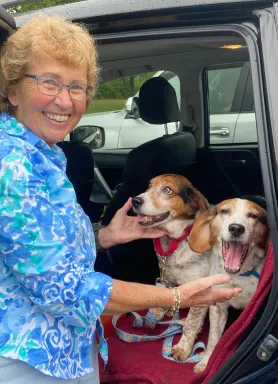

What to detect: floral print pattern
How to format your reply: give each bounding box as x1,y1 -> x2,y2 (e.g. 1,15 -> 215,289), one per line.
0,113 -> 112,379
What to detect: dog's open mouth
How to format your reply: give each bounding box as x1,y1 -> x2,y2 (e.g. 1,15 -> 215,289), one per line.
222,241 -> 249,274
137,212 -> 170,226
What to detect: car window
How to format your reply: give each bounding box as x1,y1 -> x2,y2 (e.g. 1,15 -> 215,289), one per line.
77,70 -> 180,150
208,66 -> 242,114
206,64 -> 257,145
168,75 -> 181,108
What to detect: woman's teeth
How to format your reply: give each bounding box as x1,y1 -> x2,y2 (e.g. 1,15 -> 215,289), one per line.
43,112 -> 69,122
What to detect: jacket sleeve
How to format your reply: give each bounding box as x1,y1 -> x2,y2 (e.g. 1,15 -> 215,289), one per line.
0,145 -> 112,327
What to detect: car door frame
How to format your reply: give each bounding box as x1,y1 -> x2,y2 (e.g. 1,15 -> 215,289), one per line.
204,16 -> 278,384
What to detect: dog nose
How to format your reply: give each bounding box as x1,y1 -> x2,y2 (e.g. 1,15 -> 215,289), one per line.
132,197 -> 143,209
228,223 -> 245,237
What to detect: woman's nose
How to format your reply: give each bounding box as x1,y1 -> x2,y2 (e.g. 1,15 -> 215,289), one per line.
54,86 -> 73,109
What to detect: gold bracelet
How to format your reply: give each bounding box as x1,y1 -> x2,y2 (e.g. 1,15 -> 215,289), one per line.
166,287 -> 181,317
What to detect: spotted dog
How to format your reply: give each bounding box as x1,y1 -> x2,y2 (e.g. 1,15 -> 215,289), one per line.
132,174 -> 211,361
188,198 -> 269,373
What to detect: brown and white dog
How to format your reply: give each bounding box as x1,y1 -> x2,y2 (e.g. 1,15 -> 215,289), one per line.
132,174 -> 211,360
188,198 -> 269,373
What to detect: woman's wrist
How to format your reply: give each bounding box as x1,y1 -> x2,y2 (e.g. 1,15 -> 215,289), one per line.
98,225 -> 118,249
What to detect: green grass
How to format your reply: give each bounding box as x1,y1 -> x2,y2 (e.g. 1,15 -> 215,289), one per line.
85,99 -> 126,114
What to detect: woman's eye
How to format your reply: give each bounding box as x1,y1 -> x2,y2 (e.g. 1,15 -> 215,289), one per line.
220,209 -> 230,215
71,84 -> 86,93
163,186 -> 173,195
43,79 -> 58,87
248,212 -> 258,220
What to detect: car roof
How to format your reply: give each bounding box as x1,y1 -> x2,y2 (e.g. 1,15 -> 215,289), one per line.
12,0 -> 273,28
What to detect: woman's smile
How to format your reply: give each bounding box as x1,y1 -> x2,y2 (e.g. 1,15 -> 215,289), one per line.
42,111 -> 70,123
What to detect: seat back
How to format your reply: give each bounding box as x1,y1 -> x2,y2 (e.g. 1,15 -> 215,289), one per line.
57,141 -> 96,220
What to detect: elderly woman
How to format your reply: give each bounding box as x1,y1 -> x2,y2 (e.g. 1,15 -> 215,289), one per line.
0,15 -> 241,384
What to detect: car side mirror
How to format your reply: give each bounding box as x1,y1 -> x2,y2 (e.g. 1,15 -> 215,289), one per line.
71,125 -> 105,149
125,96 -> 140,118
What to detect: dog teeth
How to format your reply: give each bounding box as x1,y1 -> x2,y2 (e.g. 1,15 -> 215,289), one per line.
139,212 -> 170,226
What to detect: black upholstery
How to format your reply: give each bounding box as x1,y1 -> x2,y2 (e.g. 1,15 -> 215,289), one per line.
139,77 -> 181,124
57,141 -> 95,220
98,76 -> 197,283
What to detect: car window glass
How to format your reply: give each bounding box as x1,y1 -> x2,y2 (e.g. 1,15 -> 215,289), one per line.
206,64 -> 257,145
208,66 -> 242,114
78,70 -> 180,150
168,75 -> 181,108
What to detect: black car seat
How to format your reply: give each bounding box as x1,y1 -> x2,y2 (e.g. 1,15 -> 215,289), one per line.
57,141 -> 97,221
96,77 -> 197,283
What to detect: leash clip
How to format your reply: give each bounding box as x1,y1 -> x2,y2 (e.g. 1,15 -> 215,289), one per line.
155,277 -> 169,287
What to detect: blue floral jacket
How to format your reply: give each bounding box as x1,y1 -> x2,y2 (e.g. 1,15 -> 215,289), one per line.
0,113 -> 112,379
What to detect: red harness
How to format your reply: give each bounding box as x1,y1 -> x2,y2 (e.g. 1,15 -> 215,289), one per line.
154,226 -> 192,257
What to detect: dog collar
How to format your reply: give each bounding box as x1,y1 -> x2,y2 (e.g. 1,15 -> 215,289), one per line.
239,270 -> 260,278
154,226 -> 192,257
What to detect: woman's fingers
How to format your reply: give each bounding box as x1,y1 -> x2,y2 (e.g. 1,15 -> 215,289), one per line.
189,287 -> 242,307
178,275 -> 242,308
188,274 -> 231,294
120,197 -> 133,215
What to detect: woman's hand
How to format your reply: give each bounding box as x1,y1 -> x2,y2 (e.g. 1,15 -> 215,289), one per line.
98,198 -> 167,249
178,274 -> 242,308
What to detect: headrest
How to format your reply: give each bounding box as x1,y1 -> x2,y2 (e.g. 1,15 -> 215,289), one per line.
123,132 -> 196,181
139,77 -> 181,124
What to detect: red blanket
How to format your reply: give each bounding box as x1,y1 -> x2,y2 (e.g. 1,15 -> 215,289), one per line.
100,244 -> 273,384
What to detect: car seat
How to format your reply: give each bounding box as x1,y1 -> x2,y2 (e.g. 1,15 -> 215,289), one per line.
98,77 -> 197,283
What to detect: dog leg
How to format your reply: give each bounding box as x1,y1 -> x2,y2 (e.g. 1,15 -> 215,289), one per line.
172,307 -> 208,361
194,303 -> 228,373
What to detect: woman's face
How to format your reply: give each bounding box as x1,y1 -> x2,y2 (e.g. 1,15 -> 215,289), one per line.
8,55 -> 88,146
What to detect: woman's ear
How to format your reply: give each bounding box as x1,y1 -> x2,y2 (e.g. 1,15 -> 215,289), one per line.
189,206 -> 217,253
8,88 -> 19,107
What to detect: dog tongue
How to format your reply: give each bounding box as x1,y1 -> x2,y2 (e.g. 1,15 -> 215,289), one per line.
224,242 -> 243,271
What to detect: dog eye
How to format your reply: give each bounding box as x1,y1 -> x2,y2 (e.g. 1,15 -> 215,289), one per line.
248,212 -> 258,220
163,186 -> 173,195
220,209 -> 230,215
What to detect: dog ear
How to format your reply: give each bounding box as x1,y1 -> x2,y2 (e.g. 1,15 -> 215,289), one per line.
189,206 -> 217,253
187,188 -> 209,214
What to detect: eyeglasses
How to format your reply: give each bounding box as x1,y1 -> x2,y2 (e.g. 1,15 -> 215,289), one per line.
24,74 -> 93,102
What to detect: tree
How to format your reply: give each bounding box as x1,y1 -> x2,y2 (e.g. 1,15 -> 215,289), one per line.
7,0 -> 81,15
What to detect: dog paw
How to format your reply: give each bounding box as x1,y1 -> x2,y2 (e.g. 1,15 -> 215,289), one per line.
171,345 -> 191,362
193,359 -> 208,374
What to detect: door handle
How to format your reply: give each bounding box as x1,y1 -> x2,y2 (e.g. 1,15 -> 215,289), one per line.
210,127 -> 230,137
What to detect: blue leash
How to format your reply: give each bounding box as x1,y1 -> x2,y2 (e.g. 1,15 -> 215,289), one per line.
112,309 -> 206,363
112,269 -> 260,363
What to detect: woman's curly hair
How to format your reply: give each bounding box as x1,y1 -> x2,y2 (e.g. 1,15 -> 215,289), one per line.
0,14 -> 100,112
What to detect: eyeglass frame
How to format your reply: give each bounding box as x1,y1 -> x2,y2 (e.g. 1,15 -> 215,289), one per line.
23,74 -> 93,101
